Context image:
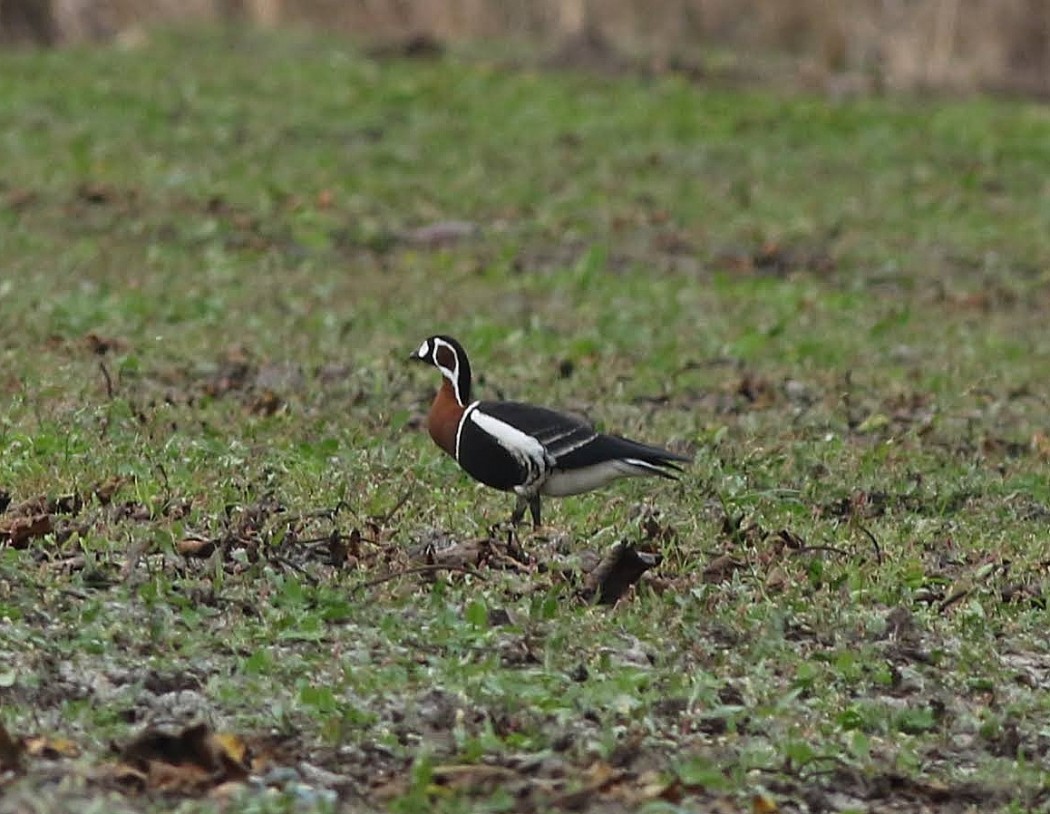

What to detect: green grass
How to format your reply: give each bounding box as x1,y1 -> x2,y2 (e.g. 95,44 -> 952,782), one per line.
1,27 -> 1049,813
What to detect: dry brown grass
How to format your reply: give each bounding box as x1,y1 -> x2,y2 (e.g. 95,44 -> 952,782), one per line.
1,0 -> 1047,95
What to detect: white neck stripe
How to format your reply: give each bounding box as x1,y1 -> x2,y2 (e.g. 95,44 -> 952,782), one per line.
432,338 -> 464,406
454,402 -> 480,460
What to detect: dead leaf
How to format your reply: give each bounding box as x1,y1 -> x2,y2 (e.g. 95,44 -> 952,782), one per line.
634,770 -> 683,803
431,763 -> 519,791
210,779 -> 248,800
403,220 -> 480,248
765,566 -> 788,593
101,761 -> 148,790
774,528 -> 805,549
702,553 -> 745,584
737,373 -> 776,408
116,723 -> 249,796
147,760 -> 214,794
22,735 -> 80,759
9,494 -> 80,516
581,543 -> 661,605
93,475 -> 126,505
177,538 -> 217,558
425,538 -> 491,570
0,514 -> 52,547
76,182 -> 117,204
0,721 -> 23,771
753,792 -> 779,813
249,390 -> 282,416
4,187 -> 37,211
553,760 -> 627,809
328,529 -> 351,566
210,732 -> 248,767
368,33 -> 445,60
84,332 -> 127,356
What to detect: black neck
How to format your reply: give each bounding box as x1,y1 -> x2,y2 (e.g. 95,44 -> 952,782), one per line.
453,353 -> 472,404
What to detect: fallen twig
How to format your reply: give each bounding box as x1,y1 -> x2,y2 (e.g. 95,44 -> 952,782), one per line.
376,487 -> 414,527
792,544 -> 851,558
854,523 -> 883,565
270,554 -> 320,585
349,564 -> 485,595
99,360 -> 115,399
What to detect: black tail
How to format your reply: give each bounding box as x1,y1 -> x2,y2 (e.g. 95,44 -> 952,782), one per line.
610,435 -> 689,478
558,432 -> 690,477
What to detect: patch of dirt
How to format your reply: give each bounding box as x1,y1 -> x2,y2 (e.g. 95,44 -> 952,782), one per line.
541,26 -> 635,75
366,33 -> 445,61
712,240 -> 837,278
788,766 -> 1012,814
816,488 -> 976,520
400,220 -> 480,248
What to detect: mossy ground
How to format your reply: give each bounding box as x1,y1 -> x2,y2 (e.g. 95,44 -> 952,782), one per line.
1,29 -> 1049,813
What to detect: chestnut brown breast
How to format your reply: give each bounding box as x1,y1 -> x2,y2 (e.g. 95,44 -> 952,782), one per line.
427,379 -> 465,459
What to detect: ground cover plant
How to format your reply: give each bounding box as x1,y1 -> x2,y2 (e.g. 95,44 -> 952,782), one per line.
1,28 -> 1049,813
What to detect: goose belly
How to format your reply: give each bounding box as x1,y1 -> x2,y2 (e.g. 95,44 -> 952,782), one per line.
541,460 -> 642,496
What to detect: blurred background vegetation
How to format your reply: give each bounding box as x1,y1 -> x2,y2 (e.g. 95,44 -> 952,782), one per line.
2,0 -> 1047,97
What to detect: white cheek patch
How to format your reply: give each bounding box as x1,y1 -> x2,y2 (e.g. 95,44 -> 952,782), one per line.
417,340 -> 430,359
430,339 -> 463,402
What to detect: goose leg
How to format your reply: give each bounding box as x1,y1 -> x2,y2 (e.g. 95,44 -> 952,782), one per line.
510,495 -> 528,525
510,494 -> 542,528
528,495 -> 542,528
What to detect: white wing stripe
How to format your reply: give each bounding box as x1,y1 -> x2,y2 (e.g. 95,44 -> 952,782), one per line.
550,432 -> 598,459
539,427 -> 578,445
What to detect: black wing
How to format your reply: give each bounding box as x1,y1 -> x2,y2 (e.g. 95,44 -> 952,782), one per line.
477,401 -> 689,474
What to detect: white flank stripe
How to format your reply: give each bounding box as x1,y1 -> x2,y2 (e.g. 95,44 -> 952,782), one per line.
469,410 -> 549,470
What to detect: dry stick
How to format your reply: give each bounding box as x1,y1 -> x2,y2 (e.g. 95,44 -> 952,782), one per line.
284,508 -> 342,525
154,463 -> 171,510
551,769 -> 628,809
99,361 -> 115,399
431,764 -> 519,781
751,751 -> 852,780
349,564 -> 486,595
939,588 -> 970,614
792,544 -> 851,558
854,522 -> 883,565
0,563 -> 90,601
376,487 -> 414,527
269,554 -> 320,586
843,369 -> 858,430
